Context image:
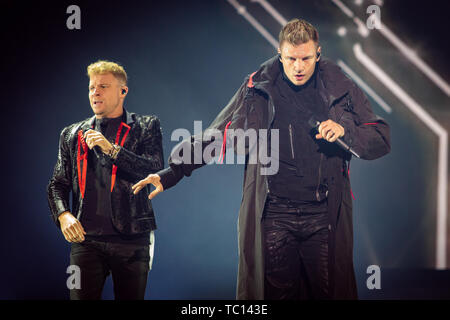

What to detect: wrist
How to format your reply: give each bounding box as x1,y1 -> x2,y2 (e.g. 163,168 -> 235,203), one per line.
58,211 -> 71,222
107,144 -> 121,160
101,141 -> 113,154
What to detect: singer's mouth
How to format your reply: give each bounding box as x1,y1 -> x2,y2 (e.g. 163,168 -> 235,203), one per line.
94,101 -> 103,105
295,74 -> 305,80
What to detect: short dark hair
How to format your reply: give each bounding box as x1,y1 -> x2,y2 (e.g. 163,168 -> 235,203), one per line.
279,18 -> 319,48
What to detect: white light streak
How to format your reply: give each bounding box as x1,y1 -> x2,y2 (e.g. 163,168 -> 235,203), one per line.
337,59 -> 392,114
353,43 -> 448,269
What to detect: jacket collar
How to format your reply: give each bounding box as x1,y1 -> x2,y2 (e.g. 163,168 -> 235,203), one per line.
82,107 -> 135,130
317,59 -> 351,106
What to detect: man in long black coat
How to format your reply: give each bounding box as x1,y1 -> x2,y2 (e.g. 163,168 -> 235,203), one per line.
133,19 -> 390,299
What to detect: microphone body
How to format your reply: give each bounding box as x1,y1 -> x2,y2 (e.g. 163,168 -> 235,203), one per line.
84,129 -> 107,165
92,146 -> 102,158
308,118 -> 360,158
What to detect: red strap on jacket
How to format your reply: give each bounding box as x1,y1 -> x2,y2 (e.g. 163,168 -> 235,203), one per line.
219,121 -> 232,164
111,122 -> 131,192
77,130 -> 88,199
347,162 -> 355,201
247,72 -> 257,88
76,122 -> 131,197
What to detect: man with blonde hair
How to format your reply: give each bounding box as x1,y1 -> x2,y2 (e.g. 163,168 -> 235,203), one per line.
133,19 -> 390,299
47,60 -> 163,299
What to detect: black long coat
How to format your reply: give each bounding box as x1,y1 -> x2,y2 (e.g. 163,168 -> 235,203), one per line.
160,56 -> 391,299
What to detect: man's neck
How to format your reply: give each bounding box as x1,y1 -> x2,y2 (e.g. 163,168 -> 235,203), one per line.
280,62 -> 317,92
95,106 -> 124,120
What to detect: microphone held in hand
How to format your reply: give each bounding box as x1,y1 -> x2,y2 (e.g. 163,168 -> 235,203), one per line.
92,145 -> 103,159
308,116 -> 360,158
84,129 -> 106,165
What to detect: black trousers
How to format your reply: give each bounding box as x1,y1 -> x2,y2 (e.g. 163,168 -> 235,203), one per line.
263,201 -> 330,300
69,239 -> 150,300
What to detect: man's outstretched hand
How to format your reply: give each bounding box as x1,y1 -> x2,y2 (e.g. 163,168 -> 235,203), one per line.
132,174 -> 164,200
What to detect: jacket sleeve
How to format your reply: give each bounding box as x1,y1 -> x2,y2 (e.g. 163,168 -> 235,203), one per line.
112,116 -> 164,181
338,83 -> 391,160
47,127 -> 72,227
159,77 -> 251,190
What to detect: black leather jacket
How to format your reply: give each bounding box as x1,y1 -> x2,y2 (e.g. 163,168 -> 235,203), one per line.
47,109 -> 164,234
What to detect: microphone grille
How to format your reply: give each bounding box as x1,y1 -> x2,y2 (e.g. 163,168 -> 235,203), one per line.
308,116 -> 320,129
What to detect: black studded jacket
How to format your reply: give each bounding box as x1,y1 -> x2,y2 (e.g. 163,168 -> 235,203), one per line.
47,109 -> 164,235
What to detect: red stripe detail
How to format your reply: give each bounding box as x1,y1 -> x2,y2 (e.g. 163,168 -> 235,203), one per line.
363,122 -> 377,125
219,121 -> 232,164
111,122 -> 131,192
247,72 -> 257,88
77,130 -> 88,199
348,166 -> 355,201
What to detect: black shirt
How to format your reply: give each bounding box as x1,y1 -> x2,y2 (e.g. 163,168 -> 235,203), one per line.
267,62 -> 329,212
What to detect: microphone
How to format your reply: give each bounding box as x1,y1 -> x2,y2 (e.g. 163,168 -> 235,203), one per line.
92,145 -> 102,158
308,116 -> 360,158
93,145 -> 107,166
84,129 -> 106,165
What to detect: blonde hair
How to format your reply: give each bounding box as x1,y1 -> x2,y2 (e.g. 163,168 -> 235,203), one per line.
279,18 -> 319,48
87,60 -> 127,85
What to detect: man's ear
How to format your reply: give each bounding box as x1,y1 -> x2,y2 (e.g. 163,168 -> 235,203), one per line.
316,46 -> 322,61
277,48 -> 281,61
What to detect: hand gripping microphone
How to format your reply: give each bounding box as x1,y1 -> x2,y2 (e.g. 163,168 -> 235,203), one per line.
84,129 -> 106,165
308,116 -> 360,158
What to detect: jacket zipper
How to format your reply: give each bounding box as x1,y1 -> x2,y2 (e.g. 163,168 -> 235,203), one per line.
315,153 -> 324,201
266,97 -> 276,196
288,124 -> 295,160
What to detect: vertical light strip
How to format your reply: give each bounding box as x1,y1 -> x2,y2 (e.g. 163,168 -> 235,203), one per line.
250,0 -> 288,25
331,0 -> 370,37
331,0 -> 354,17
337,59 -> 392,114
330,0 -> 450,96
377,23 -> 450,97
353,43 -> 448,269
227,0 -> 278,48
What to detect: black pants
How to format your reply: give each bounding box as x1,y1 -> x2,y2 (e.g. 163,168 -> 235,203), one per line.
263,202 -> 330,300
69,240 -> 150,300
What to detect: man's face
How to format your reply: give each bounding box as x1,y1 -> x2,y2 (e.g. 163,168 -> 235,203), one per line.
88,73 -> 126,118
278,40 -> 321,86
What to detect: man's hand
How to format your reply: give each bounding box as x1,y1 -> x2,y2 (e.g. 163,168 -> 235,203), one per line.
315,120 -> 345,143
84,129 -> 113,154
58,211 -> 86,243
132,174 -> 164,200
